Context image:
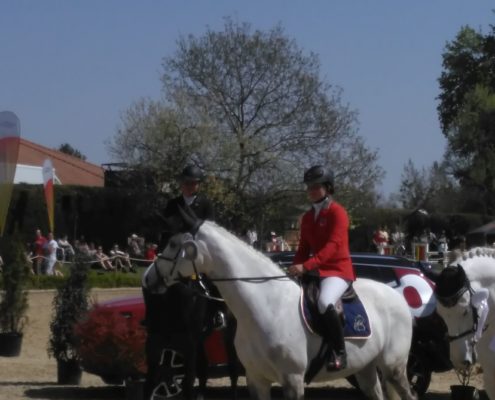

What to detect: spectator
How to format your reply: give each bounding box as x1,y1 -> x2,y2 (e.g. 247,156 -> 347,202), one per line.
266,231 -> 279,252
76,238 -> 91,256
57,234 -> 75,263
372,226 -> 388,254
95,246 -> 115,271
145,243 -> 158,261
128,234 -> 144,259
110,244 -> 135,272
438,230 -> 449,257
390,225 -> 406,255
45,232 -> 59,276
25,243 -> 35,274
88,242 -> 97,258
33,229 -> 47,275
246,228 -> 258,247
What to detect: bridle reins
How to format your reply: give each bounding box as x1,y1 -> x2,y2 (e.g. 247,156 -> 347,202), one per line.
154,241 -> 291,302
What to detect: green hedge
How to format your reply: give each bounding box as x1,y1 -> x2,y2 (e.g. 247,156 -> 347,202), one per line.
6,184 -> 164,251
0,268 -> 144,290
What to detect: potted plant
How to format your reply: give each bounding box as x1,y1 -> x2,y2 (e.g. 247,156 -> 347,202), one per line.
74,304 -> 147,398
0,234 -> 30,357
48,255 -> 90,384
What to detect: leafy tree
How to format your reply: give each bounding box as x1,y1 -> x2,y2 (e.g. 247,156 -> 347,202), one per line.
58,143 -> 87,161
397,160 -> 458,213
438,23 -> 495,214
109,19 -> 383,230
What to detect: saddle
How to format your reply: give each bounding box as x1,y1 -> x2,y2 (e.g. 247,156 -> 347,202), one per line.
301,275 -> 371,384
300,275 -> 371,339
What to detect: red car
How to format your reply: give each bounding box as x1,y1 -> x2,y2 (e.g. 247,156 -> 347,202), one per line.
76,253 -> 450,397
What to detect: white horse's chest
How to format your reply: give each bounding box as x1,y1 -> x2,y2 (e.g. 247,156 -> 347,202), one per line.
220,280 -> 309,375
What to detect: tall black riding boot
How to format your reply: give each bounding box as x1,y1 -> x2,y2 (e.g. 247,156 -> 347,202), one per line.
321,304 -> 347,371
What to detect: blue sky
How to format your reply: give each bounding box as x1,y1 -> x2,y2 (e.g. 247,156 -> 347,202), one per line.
2,1 -> 494,196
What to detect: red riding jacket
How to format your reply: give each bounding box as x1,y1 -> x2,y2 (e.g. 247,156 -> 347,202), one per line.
293,200 -> 355,281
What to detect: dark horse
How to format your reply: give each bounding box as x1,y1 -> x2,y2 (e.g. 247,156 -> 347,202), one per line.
142,262 -> 240,400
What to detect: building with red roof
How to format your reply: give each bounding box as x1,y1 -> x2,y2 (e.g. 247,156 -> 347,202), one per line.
14,138 -> 104,187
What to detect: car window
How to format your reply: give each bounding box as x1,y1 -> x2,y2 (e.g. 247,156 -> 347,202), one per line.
354,264 -> 398,286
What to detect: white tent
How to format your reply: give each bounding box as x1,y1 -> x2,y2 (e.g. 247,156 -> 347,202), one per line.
13,164 -> 61,185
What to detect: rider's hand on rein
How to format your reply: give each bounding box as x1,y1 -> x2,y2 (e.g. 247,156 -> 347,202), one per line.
288,264 -> 304,277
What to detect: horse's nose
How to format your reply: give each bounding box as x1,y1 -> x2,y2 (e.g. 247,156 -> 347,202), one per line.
463,351 -> 474,367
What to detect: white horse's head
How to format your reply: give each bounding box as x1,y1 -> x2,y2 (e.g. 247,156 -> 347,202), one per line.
435,265 -> 480,369
155,206 -> 214,285
155,231 -> 213,284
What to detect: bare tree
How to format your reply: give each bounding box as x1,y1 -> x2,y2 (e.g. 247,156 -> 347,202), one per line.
109,19 -> 383,228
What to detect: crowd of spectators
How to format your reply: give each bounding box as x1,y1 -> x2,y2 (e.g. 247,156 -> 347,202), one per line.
372,225 -> 454,259
24,229 -> 159,275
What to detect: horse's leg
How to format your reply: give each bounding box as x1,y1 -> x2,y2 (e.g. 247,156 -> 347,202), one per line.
180,335 -> 195,400
195,341 -> 208,400
225,311 -> 240,400
144,332 -> 164,400
380,361 -> 417,400
354,362 -> 384,400
281,373 -> 304,400
246,371 -> 272,400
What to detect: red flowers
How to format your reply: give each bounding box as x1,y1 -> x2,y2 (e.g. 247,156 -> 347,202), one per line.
74,305 -> 147,378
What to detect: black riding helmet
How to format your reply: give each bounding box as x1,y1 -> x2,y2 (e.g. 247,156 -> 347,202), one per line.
303,165 -> 334,194
177,165 -> 204,183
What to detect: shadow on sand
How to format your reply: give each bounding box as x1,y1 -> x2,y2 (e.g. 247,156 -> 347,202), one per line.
22,384 -> 471,400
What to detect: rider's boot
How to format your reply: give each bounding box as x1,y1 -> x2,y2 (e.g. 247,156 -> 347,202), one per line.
321,304 -> 347,371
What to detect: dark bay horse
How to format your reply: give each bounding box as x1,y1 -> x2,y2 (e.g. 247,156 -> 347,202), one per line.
142,263 -> 240,399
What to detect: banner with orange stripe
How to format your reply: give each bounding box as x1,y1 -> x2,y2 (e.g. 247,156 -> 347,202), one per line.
42,158 -> 55,233
0,111 -> 21,236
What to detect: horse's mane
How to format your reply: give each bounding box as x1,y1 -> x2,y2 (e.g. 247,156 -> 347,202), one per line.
200,220 -> 287,275
434,247 -> 495,305
447,247 -> 495,266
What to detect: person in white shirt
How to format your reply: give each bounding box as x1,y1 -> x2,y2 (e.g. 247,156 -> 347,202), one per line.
46,232 -> 59,276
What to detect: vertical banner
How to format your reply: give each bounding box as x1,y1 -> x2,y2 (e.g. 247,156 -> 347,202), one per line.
42,158 -> 55,233
0,111 -> 21,236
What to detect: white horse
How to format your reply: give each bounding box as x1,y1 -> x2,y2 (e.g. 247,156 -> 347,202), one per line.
435,247 -> 495,399
156,215 -> 416,400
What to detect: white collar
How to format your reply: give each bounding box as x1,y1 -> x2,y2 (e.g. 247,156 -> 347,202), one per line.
312,196 -> 331,219
183,194 -> 197,206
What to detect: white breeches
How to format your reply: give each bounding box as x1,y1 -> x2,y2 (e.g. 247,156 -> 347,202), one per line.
318,276 -> 350,313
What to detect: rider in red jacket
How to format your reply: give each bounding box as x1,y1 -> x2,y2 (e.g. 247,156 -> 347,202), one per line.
289,165 -> 355,371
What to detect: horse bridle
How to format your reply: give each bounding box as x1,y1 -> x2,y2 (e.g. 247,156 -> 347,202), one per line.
153,234 -> 290,300
152,237 -> 227,302
437,280 -> 488,343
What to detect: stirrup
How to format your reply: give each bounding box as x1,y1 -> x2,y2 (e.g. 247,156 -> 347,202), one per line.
326,351 -> 347,371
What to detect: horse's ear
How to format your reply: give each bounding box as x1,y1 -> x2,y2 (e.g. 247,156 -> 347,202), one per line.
183,240 -> 198,261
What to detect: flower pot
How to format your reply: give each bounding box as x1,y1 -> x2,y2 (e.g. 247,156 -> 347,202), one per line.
57,359 -> 82,385
125,378 -> 145,400
450,385 -> 479,400
0,332 -> 23,357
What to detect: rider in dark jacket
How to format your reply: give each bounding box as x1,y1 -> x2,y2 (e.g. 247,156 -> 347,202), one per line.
159,165 -> 214,248
143,165 -> 226,399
